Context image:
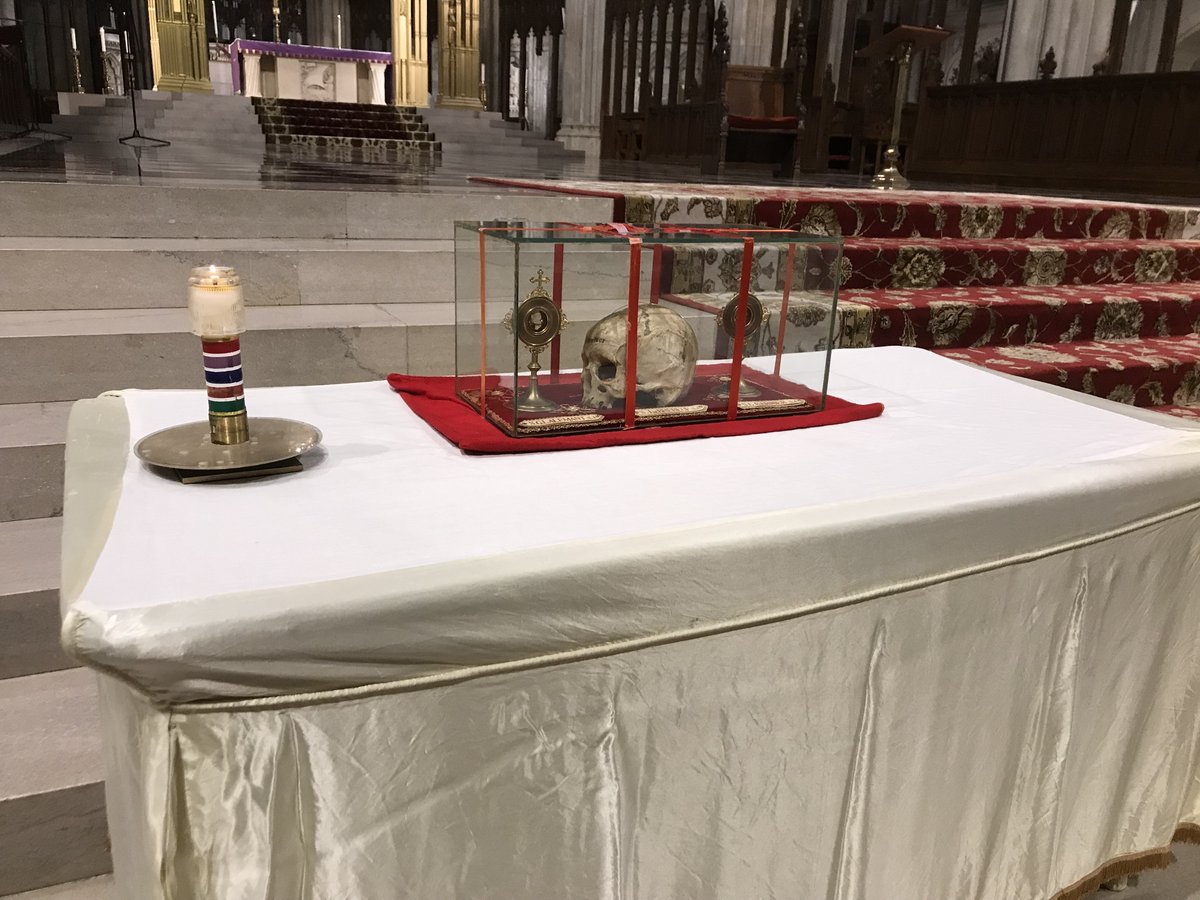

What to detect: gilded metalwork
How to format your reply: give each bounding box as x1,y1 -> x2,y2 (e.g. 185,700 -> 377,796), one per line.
209,410 -> 250,445
718,293 -> 765,340
738,398 -> 811,413
872,41 -> 914,191
716,293 -> 765,400
635,404 -> 710,421
437,0 -> 484,109
135,417 -> 322,474
517,413 -> 606,433
151,0 -> 214,93
71,49 -> 84,93
503,268 -> 569,412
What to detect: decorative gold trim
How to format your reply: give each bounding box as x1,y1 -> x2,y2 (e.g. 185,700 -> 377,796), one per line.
516,414 -> 606,433
737,398 -> 811,412
634,404 -> 711,421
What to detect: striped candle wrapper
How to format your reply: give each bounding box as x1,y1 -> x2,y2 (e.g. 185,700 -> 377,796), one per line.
202,338 -> 246,416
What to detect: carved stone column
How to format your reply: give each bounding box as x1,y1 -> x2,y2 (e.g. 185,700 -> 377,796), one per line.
727,0 -> 776,66
1000,0 -> 1048,81
1042,0 -> 1116,77
557,0 -> 605,160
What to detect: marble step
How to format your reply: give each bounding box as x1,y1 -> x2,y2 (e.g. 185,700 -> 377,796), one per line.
0,238 -> 455,310
0,669 -> 109,897
0,298 -> 711,404
1,303 -> 417,403
0,403 -> 69,522
67,120 -> 266,136
7,874 -> 116,899
0,517 -> 67,675
0,182 -> 612,239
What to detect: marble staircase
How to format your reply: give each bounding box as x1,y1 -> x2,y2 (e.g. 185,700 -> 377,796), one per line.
0,178 -> 608,896
2,93 -> 585,186
37,92 -> 267,183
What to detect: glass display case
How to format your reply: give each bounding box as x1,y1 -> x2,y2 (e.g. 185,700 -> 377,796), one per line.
454,222 -> 842,437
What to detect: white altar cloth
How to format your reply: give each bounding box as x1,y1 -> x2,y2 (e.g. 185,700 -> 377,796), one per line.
61,348 -> 1200,900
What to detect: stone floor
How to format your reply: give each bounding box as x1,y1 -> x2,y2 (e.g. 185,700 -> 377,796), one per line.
10,845 -> 1200,899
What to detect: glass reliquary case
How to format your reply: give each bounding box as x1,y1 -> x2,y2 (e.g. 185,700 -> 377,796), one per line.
454,222 -> 842,437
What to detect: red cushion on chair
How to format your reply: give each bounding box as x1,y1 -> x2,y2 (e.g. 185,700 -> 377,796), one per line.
727,114 -> 800,131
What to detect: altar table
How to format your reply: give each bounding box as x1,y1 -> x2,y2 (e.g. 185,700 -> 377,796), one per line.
230,39 -> 391,106
61,347 -> 1200,899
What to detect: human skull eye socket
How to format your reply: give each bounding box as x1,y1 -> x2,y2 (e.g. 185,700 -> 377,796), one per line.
597,363 -> 618,380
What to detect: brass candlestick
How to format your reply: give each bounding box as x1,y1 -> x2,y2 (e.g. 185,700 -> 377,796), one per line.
71,49 -> 84,93
873,40 -> 913,191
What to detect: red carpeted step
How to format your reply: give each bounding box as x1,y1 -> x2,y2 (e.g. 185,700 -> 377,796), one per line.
473,178 -> 1200,241
753,193 -> 1198,241
836,238 -> 1200,291
843,283 -> 1200,349
936,334 -> 1200,408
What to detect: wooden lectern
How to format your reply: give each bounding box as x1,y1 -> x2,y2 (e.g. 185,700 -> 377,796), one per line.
857,25 -> 952,190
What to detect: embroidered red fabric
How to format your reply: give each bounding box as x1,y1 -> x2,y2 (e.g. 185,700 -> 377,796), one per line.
386,373 -> 884,455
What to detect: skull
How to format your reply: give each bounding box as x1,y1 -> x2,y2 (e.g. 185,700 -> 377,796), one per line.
581,305 -> 699,408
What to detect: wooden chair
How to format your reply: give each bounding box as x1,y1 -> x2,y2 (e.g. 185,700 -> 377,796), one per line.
603,0 -> 810,180
710,8 -> 807,178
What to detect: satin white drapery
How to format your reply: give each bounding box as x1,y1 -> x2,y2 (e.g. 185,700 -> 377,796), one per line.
62,348 -> 1200,899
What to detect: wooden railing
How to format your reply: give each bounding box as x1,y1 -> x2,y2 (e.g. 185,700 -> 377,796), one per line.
909,72 -> 1200,197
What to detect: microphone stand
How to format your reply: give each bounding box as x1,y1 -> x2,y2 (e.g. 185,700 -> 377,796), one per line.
117,12 -> 169,148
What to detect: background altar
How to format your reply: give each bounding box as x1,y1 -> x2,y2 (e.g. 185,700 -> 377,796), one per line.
230,39 -> 391,106
62,348 -> 1200,899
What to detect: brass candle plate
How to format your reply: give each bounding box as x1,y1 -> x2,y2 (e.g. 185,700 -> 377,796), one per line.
135,417 -> 322,472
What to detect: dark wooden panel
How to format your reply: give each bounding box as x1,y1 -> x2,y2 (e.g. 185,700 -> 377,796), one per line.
1040,93 -> 1073,161
987,93 -> 1018,161
1070,88 -> 1109,162
911,72 -> 1200,197
1129,82 -> 1174,163
964,92 -> 993,159
1165,88 -> 1200,162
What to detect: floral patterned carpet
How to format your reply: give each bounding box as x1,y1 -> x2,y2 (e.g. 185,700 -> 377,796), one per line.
475,177 -> 1200,419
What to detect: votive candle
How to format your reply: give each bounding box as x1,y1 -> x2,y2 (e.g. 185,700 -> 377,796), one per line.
188,264 -> 244,338
188,266 -> 249,444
